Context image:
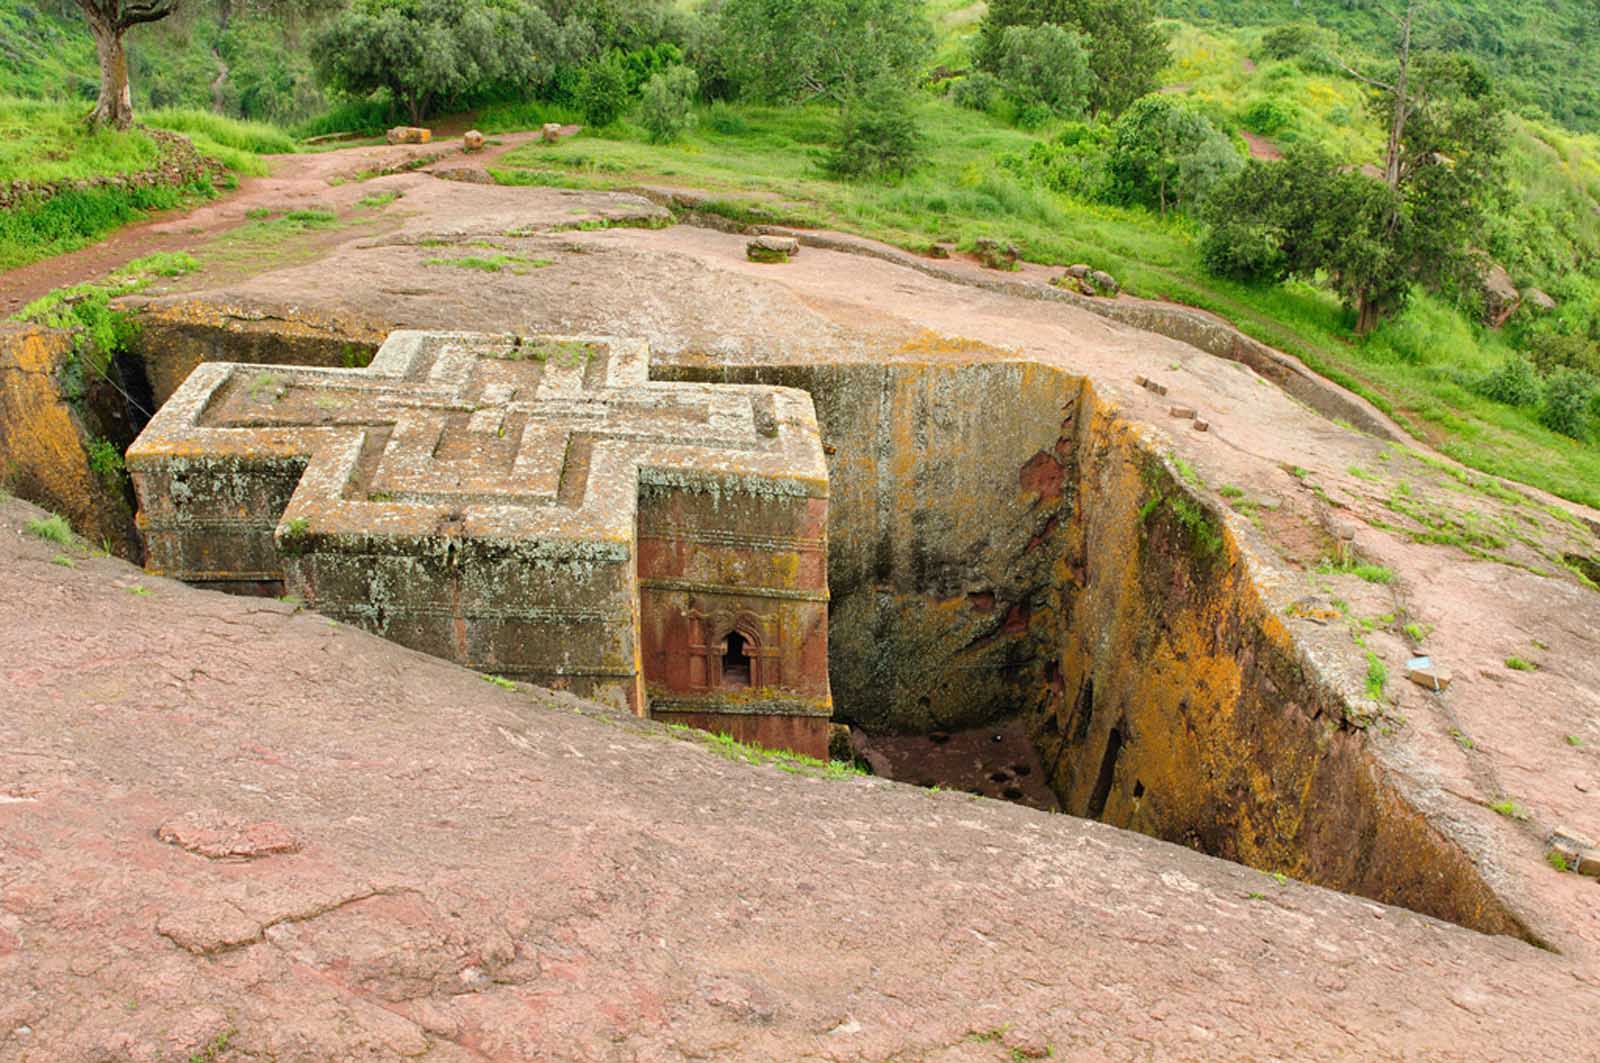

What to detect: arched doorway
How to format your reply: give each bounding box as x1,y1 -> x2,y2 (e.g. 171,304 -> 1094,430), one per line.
722,630 -> 752,688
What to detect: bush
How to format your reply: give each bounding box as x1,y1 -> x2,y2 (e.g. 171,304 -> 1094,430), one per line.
1014,102 -> 1053,131
1539,368 -> 1598,438
1241,98 -> 1293,136
1261,23 -> 1322,61
827,85 -> 924,182
1200,219 -> 1287,282
1474,356 -> 1543,407
953,72 -> 1002,112
639,65 -> 699,143
993,22 -> 1091,119
576,53 -> 632,128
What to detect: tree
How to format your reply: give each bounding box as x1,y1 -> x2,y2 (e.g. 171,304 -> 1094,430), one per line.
977,0 -> 1168,117
311,0 -> 557,126
1200,147 -> 1409,332
575,52 -> 631,128
992,23 -> 1092,119
1107,95 -> 1239,214
639,64 -> 699,143
827,82 -> 924,181
716,0 -> 933,105
1337,1 -> 1508,331
76,0 -> 180,129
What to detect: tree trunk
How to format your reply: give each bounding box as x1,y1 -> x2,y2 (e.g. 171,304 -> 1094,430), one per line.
1356,291 -> 1382,335
1383,2 -> 1415,192
88,19 -> 135,130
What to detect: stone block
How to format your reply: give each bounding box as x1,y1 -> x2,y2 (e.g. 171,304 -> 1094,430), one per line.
1142,379 -> 1168,397
386,126 -> 431,145
127,332 -> 833,756
1169,405 -> 1196,420
1579,850 -> 1600,878
462,130 -> 485,152
748,235 -> 799,263
975,237 -> 1019,271
1405,656 -> 1452,692
540,122 -> 564,144
1192,419 -> 1210,432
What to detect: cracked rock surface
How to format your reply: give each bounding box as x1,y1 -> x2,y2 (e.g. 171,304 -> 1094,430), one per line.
2,494 -> 1598,1062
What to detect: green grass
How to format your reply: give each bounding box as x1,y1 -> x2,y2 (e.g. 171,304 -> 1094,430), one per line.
0,98 -> 293,270
1318,557 -> 1397,585
668,724 -> 866,780
356,190 -> 402,209
1364,651 -> 1388,701
0,95 -> 160,183
1505,656 -> 1538,672
423,253 -> 553,275
481,674 -> 517,690
25,513 -> 73,546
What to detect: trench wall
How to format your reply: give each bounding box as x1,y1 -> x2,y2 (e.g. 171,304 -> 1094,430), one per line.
1040,384 -> 1535,941
659,361 -> 1077,735
0,323 -> 139,555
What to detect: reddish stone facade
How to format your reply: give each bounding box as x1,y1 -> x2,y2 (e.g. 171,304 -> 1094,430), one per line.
127,331 -> 833,757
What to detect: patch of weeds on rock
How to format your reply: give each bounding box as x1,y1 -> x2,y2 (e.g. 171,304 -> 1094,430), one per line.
125,584 -> 152,597
188,1030 -> 233,1063
1547,851 -> 1570,872
1317,556 -> 1396,584
357,190 -> 402,209
247,371 -> 287,402
25,513 -> 74,546
1365,651 -> 1388,700
1490,798 -> 1529,821
1505,656 -> 1537,672
423,253 -> 554,275
51,553 -> 75,568
481,674 -> 516,690
1566,735 -> 1584,747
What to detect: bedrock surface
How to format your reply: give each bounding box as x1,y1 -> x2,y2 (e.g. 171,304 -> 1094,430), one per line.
3,494 -> 1598,1062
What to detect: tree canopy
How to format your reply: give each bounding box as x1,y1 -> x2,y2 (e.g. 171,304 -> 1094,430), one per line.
311,0 -> 557,125
977,0 -> 1168,117
713,0 -> 933,105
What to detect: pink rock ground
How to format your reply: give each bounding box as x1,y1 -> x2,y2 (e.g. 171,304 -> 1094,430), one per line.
3,496 -> 1599,1062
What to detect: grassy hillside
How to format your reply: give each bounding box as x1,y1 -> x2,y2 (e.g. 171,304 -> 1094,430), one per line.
1161,0 -> 1600,134
487,82 -> 1600,510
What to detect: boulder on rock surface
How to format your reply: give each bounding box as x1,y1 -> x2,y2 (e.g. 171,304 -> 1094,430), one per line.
463,129 -> 485,152
540,122 -> 565,144
1089,269 -> 1120,296
1480,263 -> 1520,327
1065,263 -> 1091,278
975,237 -> 1019,271
386,126 -> 432,145
748,235 -> 800,264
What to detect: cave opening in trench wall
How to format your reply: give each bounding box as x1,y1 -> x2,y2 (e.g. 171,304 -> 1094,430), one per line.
665,358 -> 1540,945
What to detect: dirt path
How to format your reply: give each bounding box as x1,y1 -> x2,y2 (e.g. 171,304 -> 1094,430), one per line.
0,129 -> 545,312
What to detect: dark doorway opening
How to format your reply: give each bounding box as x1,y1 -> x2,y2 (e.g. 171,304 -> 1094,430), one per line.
722,631 -> 751,688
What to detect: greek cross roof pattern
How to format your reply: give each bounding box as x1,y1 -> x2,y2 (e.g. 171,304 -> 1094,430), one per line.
129,331 -> 828,549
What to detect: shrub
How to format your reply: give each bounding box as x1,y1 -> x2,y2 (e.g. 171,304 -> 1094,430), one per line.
827,85 -> 924,182
1241,97 -> 1293,136
705,101 -> 749,134
1474,356 -> 1543,407
1200,219 -> 1287,282
639,65 -> 699,144
1539,368 -> 1598,439
953,72 -> 1002,112
1261,23 -> 1322,61
1014,102 -> 1053,131
993,22 -> 1091,119
576,53 -> 632,128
